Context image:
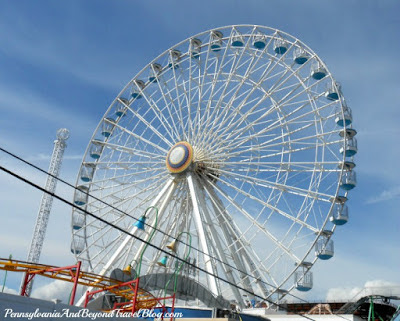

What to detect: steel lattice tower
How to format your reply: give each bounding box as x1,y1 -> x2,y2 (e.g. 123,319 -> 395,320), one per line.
22,128 -> 70,296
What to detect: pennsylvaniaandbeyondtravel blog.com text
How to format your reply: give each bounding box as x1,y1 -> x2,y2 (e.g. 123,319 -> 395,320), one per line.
3,308 -> 184,320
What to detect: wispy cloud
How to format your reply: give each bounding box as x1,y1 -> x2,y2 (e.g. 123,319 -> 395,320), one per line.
26,153 -> 83,162
366,186 -> 400,204
0,85 -> 95,132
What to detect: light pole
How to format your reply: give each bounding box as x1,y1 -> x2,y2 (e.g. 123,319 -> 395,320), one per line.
162,231 -> 192,295
124,206 -> 159,278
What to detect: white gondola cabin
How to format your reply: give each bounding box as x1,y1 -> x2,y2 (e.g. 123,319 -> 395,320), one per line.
274,39 -> 288,54
190,38 -> 202,59
149,63 -> 162,83
210,30 -> 223,52
131,80 -> 145,99
340,170 -> 357,191
325,82 -> 341,101
70,235 -> 85,255
315,231 -> 334,260
231,31 -> 244,47
72,209 -> 85,230
293,47 -> 309,65
340,137 -> 357,157
335,104 -> 353,127
89,139 -> 104,159
115,98 -> 129,117
330,202 -> 349,226
311,62 -> 327,80
80,163 -> 95,182
294,262 -> 313,291
101,118 -> 115,138
253,33 -> 266,50
74,186 -> 89,206
168,49 -> 181,69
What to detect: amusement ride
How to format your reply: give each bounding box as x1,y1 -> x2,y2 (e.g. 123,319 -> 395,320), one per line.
69,25 -> 358,309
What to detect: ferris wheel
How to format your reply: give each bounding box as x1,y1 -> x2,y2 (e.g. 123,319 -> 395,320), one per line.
71,25 -> 357,307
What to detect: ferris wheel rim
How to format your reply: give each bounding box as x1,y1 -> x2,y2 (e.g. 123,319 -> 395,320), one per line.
71,24 -> 355,304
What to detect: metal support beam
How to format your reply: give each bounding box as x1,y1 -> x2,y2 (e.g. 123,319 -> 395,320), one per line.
186,172 -> 219,296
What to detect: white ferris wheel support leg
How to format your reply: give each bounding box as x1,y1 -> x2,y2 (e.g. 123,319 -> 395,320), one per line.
195,181 -> 245,306
76,178 -> 176,306
203,183 -> 254,294
205,184 -> 271,298
186,172 -> 219,297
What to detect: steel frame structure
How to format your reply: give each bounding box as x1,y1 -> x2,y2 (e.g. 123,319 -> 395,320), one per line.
22,129 -> 69,296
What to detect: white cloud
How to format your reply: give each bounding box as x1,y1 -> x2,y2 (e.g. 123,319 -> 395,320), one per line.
326,280 -> 400,302
26,153 -> 84,162
1,286 -> 19,295
366,186 -> 400,204
31,280 -> 76,303
326,286 -> 363,302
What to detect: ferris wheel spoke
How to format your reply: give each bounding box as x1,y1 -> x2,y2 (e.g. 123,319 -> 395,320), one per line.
150,77 -> 184,140
88,166 -> 165,191
193,48 -> 237,145
257,139 -> 343,160
221,160 -> 340,172
203,180 -> 275,293
119,100 -> 174,149
137,94 -> 178,144
87,173 -> 166,203
199,40 -> 262,142
220,126 -> 341,160
87,167 -> 164,187
263,56 -> 317,101
86,175 -> 169,223
218,99 -> 338,156
100,145 -> 165,163
223,137 -> 340,163
192,43 -> 216,145
272,71 -> 324,109
217,168 -> 333,204
215,172 -> 325,230
209,180 -> 302,264
169,67 -> 192,141
262,101 -> 337,137
185,53 -> 203,142
102,124 -> 169,155
209,89 -> 270,147
203,71 -> 268,145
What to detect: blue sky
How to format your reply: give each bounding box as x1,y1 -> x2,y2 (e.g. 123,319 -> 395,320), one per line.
0,0 -> 399,303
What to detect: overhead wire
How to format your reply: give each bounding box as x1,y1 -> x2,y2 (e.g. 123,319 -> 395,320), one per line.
0,146 -> 309,303
0,147 -> 354,321
0,162 -> 318,321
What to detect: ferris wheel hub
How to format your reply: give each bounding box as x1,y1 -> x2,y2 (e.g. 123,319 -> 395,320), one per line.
166,141 -> 194,173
